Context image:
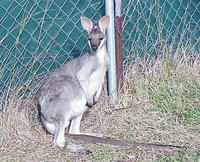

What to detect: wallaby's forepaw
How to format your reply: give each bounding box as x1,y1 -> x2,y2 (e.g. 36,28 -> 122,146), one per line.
94,96 -> 99,104
86,96 -> 94,107
86,100 -> 93,107
87,97 -> 99,107
67,143 -> 92,154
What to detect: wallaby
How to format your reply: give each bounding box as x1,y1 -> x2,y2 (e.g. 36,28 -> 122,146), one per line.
38,15 -> 110,153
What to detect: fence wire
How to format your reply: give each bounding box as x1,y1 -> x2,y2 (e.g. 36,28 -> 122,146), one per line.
122,0 -> 200,63
0,0 -> 199,97
0,0 -> 105,97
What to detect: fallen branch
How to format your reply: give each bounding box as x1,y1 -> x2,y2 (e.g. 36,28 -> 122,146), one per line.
66,134 -> 187,149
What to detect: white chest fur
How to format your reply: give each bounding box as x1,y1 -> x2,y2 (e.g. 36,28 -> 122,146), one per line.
87,64 -> 104,96
77,46 -> 108,98
87,47 -> 107,96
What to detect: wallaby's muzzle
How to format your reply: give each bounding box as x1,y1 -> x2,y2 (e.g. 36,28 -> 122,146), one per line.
91,44 -> 98,51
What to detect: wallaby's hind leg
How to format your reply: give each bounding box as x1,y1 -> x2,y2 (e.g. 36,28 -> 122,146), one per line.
54,119 -> 69,147
68,112 -> 92,153
69,113 -> 83,134
69,108 -> 106,138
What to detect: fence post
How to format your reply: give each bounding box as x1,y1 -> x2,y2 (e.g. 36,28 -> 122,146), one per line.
115,0 -> 123,91
105,0 -> 118,103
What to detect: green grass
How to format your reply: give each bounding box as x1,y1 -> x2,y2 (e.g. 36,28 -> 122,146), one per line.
161,149 -> 200,161
144,58 -> 200,125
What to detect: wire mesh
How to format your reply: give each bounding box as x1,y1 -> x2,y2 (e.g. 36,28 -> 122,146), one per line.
122,0 -> 200,64
0,0 -> 199,97
0,0 -> 105,97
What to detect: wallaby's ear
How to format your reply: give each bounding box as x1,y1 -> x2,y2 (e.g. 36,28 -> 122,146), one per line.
99,15 -> 110,32
81,16 -> 93,32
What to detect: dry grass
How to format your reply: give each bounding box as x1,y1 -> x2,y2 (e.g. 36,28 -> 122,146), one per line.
0,52 -> 200,161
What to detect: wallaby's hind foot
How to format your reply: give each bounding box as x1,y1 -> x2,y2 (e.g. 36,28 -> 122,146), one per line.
67,143 -> 92,154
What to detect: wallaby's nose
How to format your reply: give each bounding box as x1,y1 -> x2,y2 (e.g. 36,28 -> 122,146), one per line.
91,44 -> 98,51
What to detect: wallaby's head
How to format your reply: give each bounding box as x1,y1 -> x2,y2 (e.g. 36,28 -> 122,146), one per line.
81,15 -> 110,53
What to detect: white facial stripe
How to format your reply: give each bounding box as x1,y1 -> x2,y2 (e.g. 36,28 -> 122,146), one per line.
98,39 -> 105,50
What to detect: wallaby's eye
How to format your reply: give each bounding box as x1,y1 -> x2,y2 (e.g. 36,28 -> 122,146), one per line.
99,37 -> 104,41
88,38 -> 92,41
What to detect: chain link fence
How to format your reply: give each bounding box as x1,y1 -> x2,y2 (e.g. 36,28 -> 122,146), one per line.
122,0 -> 200,63
0,0 -> 199,97
0,0 -> 105,97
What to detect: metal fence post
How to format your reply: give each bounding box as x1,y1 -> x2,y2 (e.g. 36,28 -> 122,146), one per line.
115,0 -> 123,91
105,0 -> 118,103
